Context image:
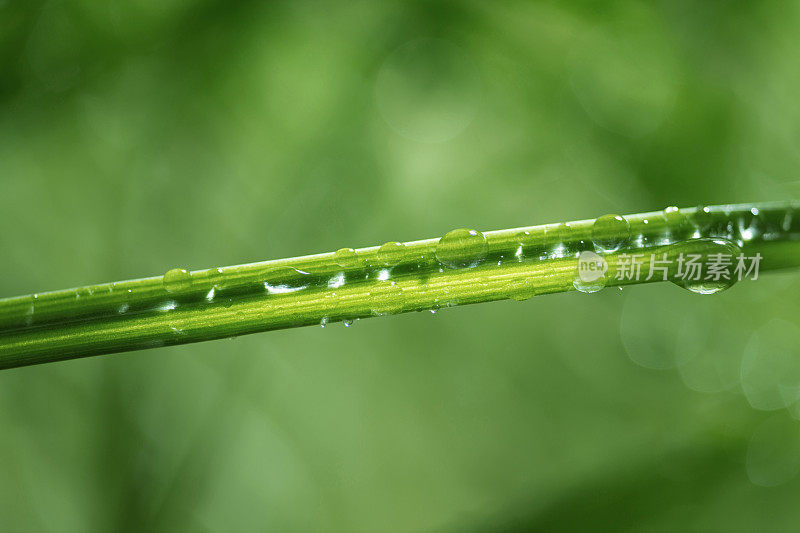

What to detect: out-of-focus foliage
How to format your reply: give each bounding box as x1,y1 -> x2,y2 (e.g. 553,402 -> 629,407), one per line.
1,1 -> 800,531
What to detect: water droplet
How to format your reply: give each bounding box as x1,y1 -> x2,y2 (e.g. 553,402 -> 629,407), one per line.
429,309 -> 437,314
158,301 -> 177,312
376,241 -> 406,266
24,296 -> 36,326
671,239 -> 740,295
514,229 -> 545,260
435,228 -> 487,269
678,278 -> 736,295
327,272 -> 345,289
573,250 -> 607,293
573,275 -> 606,294
320,316 -> 328,328
736,208 -> 766,242
163,268 -> 192,293
543,223 -> 573,257
591,214 -> 631,252
334,248 -> 361,269
264,267 -> 311,294
343,318 -> 354,327
786,206 -> 800,234
203,267 -> 224,288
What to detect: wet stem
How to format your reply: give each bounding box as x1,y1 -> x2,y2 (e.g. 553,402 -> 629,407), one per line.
0,202 -> 798,369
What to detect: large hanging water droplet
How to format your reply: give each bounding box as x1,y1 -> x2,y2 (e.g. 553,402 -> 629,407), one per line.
591,214 -> 631,252
376,241 -> 406,266
334,248 -> 361,269
671,238 -> 741,295
435,228 -> 487,269
163,268 -> 192,293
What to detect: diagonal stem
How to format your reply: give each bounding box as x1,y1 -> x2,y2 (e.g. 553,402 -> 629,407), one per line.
1,202 -> 798,369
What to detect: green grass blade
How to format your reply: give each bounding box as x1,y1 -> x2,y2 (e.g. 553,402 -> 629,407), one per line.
1,202 -> 798,369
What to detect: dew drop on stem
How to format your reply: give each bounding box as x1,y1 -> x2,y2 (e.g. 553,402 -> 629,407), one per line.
591,214 -> 631,252
163,268 -> 192,293
435,228 -> 488,269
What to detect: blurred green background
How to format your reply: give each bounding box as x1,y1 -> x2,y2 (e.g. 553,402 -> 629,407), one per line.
2,0 -> 800,531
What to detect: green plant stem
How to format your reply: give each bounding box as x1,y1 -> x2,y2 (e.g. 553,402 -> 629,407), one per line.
1,202 -> 799,369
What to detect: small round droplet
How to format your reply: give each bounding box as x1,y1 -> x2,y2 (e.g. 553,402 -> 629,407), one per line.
163,268 -> 192,293
545,223 -> 582,257
573,250 -> 608,293
573,277 -> 606,294
334,248 -> 361,269
343,318 -> 355,328
376,241 -> 406,266
201,267 -> 225,289
516,228 -> 546,259
591,214 -> 631,252
435,228 -> 488,269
